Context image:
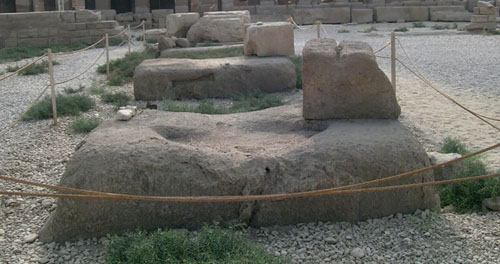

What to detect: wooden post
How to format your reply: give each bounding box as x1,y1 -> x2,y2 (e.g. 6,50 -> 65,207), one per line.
316,21 -> 320,38
391,32 -> 396,91
142,21 -> 146,45
105,33 -> 110,79
127,25 -> 131,54
48,49 -> 57,125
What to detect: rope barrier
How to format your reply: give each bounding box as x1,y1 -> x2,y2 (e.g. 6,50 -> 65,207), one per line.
0,173 -> 498,202
0,143 -> 497,202
108,39 -> 128,50
54,50 -> 105,85
130,20 -> 146,30
287,17 -> 317,31
0,85 -> 50,140
0,54 -> 47,82
108,27 -> 128,39
395,38 -> 499,124
53,37 -> 105,56
373,42 -> 391,54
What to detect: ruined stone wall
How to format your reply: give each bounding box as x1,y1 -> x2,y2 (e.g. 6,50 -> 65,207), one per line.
0,10 -> 123,48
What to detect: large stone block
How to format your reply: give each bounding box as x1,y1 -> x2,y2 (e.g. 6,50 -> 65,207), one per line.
166,13 -> 200,37
187,16 -> 246,43
352,9 -> 373,24
100,10 -> 117,21
38,105 -> 437,242
430,6 -> 471,21
375,7 -> 429,22
59,11 -> 76,23
244,22 -> 294,57
75,10 -> 101,22
152,9 -> 174,22
204,10 -> 252,23
302,38 -> 400,120
115,12 -> 134,22
294,7 -> 350,24
160,44 -> 243,58
133,57 -> 296,100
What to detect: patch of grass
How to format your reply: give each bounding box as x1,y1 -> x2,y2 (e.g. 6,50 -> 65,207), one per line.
360,26 -> 378,33
89,82 -> 106,95
487,29 -> 500,35
413,22 -> 426,28
432,24 -> 454,30
0,44 -> 86,63
338,29 -> 350,33
101,92 -> 131,107
146,39 -> 157,44
64,85 -> 85,94
162,46 -> 244,60
70,117 -> 101,133
135,36 -> 143,41
162,91 -> 284,115
438,137 -> 500,212
23,94 -> 95,121
289,56 -> 302,89
97,51 -> 157,86
6,60 -> 59,76
394,27 -> 409,32
106,226 -> 288,264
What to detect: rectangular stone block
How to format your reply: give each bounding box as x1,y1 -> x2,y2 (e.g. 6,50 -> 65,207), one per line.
175,6 -> 190,13
100,10 -> 117,21
115,12 -> 134,22
479,7 -> 498,14
134,13 -> 153,22
244,22 -> 294,57
375,7 -> 428,22
60,11 -> 76,23
17,29 -> 39,39
465,21 -> 497,30
430,6 -> 471,21
471,14 -> 488,22
473,7 -> 480,14
352,9 -> 373,23
76,10 -> 101,22
294,7 -> 350,24
487,14 -> 497,21
152,9 -> 174,22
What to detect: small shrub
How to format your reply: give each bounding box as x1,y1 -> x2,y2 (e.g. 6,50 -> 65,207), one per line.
106,226 -> 288,264
6,60 -> 59,76
23,94 -> 95,120
97,51 -> 156,86
413,22 -> 426,28
394,27 -> 409,32
70,117 -> 101,133
162,91 -> 284,115
438,138 -> 500,212
101,92 -> 131,107
338,29 -> 350,33
360,26 -> 378,33
64,85 -> 85,94
0,44 -> 85,63
289,56 -> 302,89
89,82 -> 106,95
487,29 -> 500,35
441,137 -> 468,155
451,23 -> 458,29
432,24 -> 449,30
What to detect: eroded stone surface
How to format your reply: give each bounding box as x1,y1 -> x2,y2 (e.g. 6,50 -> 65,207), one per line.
302,38 -> 401,120
39,105 -> 437,242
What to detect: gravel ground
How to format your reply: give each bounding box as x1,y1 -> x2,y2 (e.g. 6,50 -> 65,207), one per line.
0,24 -> 499,263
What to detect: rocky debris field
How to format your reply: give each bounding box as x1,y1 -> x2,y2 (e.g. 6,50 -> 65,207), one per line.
0,24 -> 499,263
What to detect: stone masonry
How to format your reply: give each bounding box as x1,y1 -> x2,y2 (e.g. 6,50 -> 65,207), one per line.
0,10 -> 123,48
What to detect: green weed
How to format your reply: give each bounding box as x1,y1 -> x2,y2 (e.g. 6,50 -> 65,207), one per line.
23,94 -> 95,121
70,117 -> 101,133
394,27 -> 409,32
106,226 -> 288,264
289,56 -> 302,89
412,22 -> 426,28
101,92 -> 131,107
438,137 -> 500,212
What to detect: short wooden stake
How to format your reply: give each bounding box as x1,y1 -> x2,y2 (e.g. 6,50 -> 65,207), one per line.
391,32 -> 396,91
105,33 -> 110,79
127,25 -> 131,54
48,49 -> 57,125
316,21 -> 320,38
142,21 -> 146,45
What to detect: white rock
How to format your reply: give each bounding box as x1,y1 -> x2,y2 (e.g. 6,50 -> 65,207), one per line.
351,247 -> 365,258
24,233 -> 38,244
0,229 -> 4,236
